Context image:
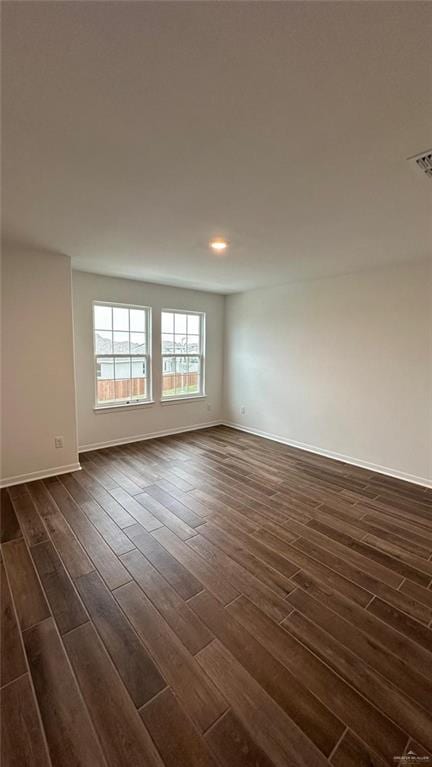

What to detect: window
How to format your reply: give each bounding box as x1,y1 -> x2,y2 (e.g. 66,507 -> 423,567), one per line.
161,310 -> 205,399
93,302 -> 151,408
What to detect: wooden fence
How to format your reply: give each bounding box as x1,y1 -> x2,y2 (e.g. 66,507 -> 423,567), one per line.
97,373 -> 199,402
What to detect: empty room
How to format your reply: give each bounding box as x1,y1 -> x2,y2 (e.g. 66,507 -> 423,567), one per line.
1,1 -> 431,766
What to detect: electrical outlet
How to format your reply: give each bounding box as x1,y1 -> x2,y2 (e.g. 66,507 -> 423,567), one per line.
54,436 -> 64,449
207,404 -> 212,412
240,406 -> 246,415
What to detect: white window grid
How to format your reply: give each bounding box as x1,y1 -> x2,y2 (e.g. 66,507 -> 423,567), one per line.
93,301 -> 152,407
161,310 -> 205,399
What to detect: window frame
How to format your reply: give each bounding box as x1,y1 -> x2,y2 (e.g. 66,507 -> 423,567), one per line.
92,300 -> 152,410
160,309 -> 206,402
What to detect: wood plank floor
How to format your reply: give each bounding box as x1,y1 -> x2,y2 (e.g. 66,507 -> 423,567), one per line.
2,426 -> 432,767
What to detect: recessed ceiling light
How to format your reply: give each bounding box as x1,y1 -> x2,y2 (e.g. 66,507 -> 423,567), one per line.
209,238 -> 228,252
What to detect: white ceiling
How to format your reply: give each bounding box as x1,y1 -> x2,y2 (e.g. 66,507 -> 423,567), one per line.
2,1 -> 431,294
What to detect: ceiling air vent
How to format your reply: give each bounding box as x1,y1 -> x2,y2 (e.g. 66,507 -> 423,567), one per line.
408,149 -> 432,178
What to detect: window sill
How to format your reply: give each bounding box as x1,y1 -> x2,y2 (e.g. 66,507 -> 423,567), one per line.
93,400 -> 155,413
160,395 -> 207,406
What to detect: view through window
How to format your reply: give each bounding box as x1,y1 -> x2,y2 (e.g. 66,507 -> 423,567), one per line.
93,303 -> 151,407
161,310 -> 205,398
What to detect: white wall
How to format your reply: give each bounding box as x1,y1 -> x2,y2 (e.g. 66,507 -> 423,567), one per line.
2,254 -> 430,487
1,247 -> 79,484
224,261 -> 432,486
73,270 -> 224,450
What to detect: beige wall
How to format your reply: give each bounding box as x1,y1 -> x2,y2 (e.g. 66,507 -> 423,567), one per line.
72,270 -> 224,450
224,261 -> 432,486
1,247 -> 79,484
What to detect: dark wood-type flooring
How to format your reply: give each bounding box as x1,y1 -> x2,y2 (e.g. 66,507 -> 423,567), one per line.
1,426 -> 432,767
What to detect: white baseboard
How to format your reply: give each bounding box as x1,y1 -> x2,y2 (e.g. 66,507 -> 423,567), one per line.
79,420 -> 223,453
0,462 -> 82,489
4,422 -> 428,490
222,421 -> 432,489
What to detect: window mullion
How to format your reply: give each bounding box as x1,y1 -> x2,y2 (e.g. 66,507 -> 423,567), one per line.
129,356 -> 132,401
